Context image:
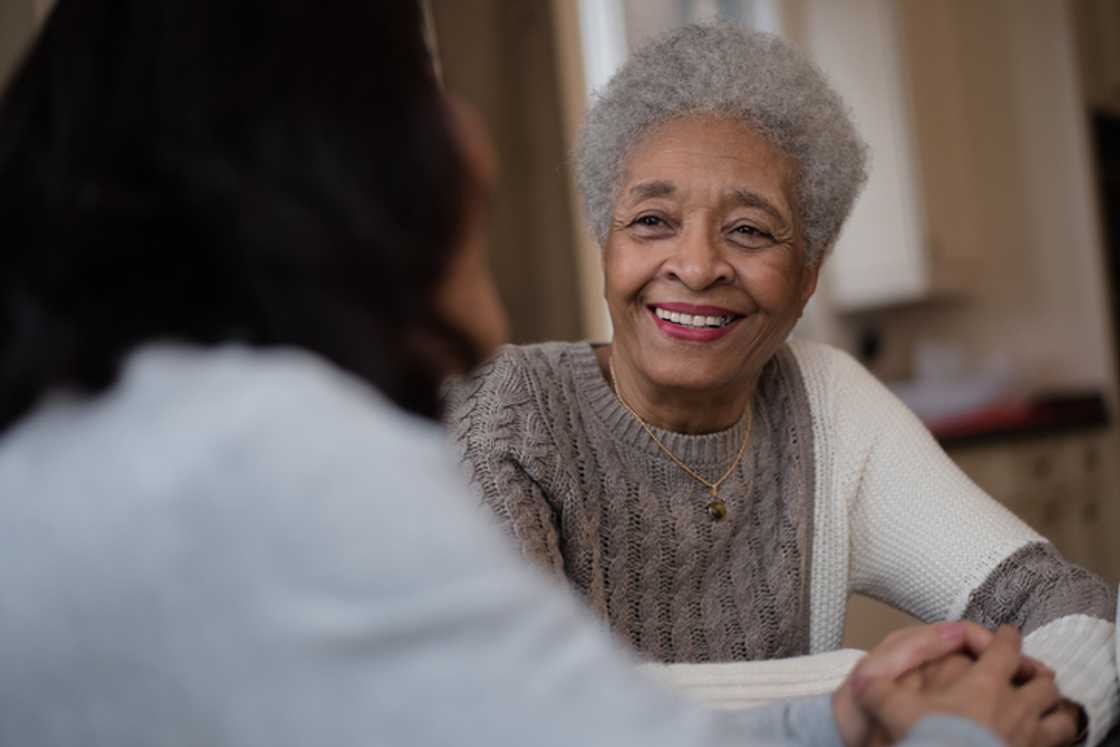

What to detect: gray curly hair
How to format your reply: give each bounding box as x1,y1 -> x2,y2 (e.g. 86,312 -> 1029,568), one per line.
576,23 -> 868,264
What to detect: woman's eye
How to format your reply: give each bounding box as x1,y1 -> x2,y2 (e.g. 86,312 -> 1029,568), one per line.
729,224 -> 775,246
627,214 -> 674,236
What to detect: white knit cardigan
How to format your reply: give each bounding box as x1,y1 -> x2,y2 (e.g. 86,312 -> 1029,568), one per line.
644,340 -> 1119,745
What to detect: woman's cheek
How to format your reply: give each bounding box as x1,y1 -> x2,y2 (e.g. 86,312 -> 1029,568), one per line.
744,260 -> 810,310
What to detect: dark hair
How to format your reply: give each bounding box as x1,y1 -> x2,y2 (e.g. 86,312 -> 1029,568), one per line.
0,0 -> 478,430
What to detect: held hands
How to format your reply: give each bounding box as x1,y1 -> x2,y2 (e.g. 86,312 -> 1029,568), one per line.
833,621 -> 1005,747
833,623 -> 1082,747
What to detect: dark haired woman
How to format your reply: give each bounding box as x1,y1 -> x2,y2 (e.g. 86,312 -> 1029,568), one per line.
0,1 -> 1069,745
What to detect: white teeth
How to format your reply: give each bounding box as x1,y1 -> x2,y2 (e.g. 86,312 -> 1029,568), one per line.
654,307 -> 735,328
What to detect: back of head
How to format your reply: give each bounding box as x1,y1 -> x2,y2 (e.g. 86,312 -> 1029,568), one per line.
0,0 -> 474,429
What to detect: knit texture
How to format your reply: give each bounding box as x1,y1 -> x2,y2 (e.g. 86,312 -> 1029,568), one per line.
1022,614 -> 1118,745
962,542 -> 1117,636
638,648 -> 864,710
447,338 -> 1118,742
447,342 -> 817,663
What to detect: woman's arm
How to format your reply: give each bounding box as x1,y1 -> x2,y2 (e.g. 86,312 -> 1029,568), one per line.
639,649 -> 865,709
444,349 -> 566,575
473,454 -> 566,575
794,340 -> 1118,744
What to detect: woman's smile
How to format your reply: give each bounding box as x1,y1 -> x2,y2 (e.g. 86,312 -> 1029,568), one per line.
647,302 -> 743,342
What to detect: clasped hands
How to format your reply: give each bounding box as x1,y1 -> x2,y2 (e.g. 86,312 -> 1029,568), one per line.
833,622 -> 1085,747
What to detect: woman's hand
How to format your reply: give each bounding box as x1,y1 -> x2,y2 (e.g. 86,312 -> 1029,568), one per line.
854,625 -> 1079,747
833,621 -> 1002,746
892,654 -> 1086,747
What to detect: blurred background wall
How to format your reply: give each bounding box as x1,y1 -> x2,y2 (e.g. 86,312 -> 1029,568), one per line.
0,0 -> 36,82
428,1 -> 588,343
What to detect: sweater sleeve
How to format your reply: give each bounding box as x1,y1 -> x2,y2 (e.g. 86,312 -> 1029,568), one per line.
791,340 -> 1118,745
444,348 -> 566,576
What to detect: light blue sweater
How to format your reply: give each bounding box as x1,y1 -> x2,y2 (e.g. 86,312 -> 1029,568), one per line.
0,344 -> 1001,747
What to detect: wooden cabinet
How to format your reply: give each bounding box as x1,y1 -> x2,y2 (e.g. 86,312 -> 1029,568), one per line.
948,429 -> 1120,579
795,0 -> 930,310
791,0 -> 979,311
843,427 -> 1120,650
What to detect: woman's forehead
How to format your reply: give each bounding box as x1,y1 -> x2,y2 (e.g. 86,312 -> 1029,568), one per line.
617,117 -> 797,216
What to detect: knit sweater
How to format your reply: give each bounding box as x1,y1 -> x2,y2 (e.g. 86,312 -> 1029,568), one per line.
446,339 -> 1120,744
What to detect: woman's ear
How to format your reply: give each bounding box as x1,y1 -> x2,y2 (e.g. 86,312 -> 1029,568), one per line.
431,94 -> 509,365
446,94 -> 497,194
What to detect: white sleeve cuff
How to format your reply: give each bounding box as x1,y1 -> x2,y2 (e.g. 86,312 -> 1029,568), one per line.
1023,613 -> 1118,746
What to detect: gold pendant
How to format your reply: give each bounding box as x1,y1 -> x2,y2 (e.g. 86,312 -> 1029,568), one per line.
706,499 -> 727,522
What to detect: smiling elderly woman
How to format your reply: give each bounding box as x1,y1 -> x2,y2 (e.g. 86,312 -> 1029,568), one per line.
445,23 -> 1118,744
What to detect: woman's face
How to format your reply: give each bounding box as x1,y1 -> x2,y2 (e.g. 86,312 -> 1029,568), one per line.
434,97 -> 508,366
604,115 -> 819,394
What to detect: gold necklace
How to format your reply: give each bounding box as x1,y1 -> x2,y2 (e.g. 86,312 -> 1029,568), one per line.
608,356 -> 752,522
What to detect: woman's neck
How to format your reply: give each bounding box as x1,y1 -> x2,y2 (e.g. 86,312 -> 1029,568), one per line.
595,345 -> 756,434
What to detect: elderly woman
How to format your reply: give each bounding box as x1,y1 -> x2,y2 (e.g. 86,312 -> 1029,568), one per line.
446,22 -> 1118,744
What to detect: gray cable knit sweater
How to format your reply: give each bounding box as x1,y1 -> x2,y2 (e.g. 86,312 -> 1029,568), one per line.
448,340 -> 817,663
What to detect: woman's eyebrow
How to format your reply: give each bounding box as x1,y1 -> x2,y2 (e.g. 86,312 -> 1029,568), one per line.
626,180 -> 676,201
730,188 -> 789,227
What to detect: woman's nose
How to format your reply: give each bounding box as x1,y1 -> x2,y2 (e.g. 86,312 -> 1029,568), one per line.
662,227 -> 734,289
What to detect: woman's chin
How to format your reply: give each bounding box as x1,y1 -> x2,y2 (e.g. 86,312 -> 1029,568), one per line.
636,359 -> 741,394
